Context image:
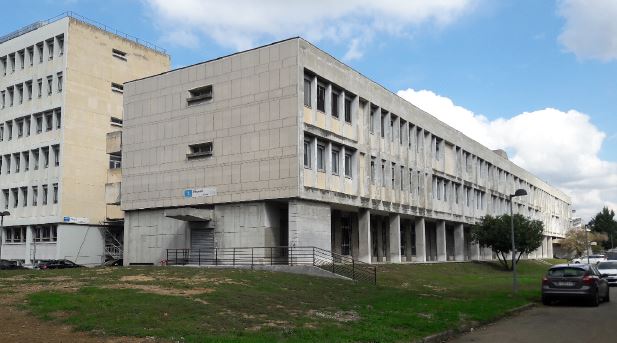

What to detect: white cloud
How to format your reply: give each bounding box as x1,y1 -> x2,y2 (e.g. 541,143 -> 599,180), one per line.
557,0 -> 617,61
397,88 -> 617,221
144,0 -> 477,60
160,29 -> 199,49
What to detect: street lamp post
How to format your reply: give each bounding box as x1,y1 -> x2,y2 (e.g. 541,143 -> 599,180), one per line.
585,224 -> 590,264
510,189 -> 528,293
0,211 -> 11,260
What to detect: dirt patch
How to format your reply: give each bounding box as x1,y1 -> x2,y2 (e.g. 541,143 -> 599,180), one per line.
103,284 -> 214,299
247,320 -> 292,331
119,275 -> 155,282
308,310 -> 360,322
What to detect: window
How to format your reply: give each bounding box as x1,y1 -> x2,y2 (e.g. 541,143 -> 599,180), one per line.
111,82 -> 124,94
8,86 -> 13,106
46,39 -> 54,60
55,109 -> 61,129
111,117 -> 123,127
17,84 -> 23,104
42,147 -> 49,168
17,120 -> 23,138
416,129 -> 421,152
0,124 -> 3,141
400,166 -> 404,191
18,50 -> 24,69
57,35 -> 64,56
2,190 -> 8,209
109,153 -> 121,169
344,153 -> 352,178
9,53 -> 15,73
47,76 -> 53,95
7,122 -> 12,140
57,72 -> 63,92
20,187 -> 27,207
316,84 -> 325,112
36,42 -> 43,63
32,186 -> 38,206
391,163 -> 395,188
344,96 -> 352,123
316,143 -> 325,171
52,145 -> 60,166
23,151 -> 29,171
332,148 -> 340,175
369,108 -> 375,133
303,139 -> 311,168
5,227 -> 26,243
187,142 -> 213,159
5,154 -> 10,174
52,183 -> 58,204
390,119 -> 394,142
400,121 -> 405,145
45,112 -> 53,131
13,153 -> 20,173
370,157 -> 376,184
35,225 -> 57,242
26,81 -> 32,100
381,160 -> 386,186
303,78 -> 311,107
381,112 -> 386,138
112,48 -> 127,60
186,85 -> 212,105
42,185 -> 48,205
35,115 -> 42,133
27,46 -> 34,66
12,188 -> 18,208
331,91 -> 339,118
1,91 -> 4,108
417,172 -> 421,195
0,56 -> 5,75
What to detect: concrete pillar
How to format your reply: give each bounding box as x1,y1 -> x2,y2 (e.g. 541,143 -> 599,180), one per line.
25,225 -> 33,265
470,241 -> 481,260
405,222 -> 413,261
389,214 -> 401,263
436,221 -> 447,262
414,217 -> 426,262
454,223 -> 465,261
377,220 -> 384,262
358,209 -> 371,263
547,237 -> 553,259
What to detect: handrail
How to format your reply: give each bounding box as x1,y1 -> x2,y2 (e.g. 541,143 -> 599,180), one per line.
165,246 -> 376,284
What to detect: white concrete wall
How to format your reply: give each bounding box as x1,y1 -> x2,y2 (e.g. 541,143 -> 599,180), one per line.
56,224 -> 105,266
288,199 -> 331,250
214,202 -> 282,248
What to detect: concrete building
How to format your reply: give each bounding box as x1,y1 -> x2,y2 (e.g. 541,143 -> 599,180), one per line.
0,13 -> 169,266
121,38 -> 570,265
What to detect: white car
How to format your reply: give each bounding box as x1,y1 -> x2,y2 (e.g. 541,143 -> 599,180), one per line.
597,261 -> 617,286
571,254 -> 607,264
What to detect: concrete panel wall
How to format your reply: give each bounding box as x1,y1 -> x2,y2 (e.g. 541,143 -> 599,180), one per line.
56,224 -> 105,265
214,202 -> 282,248
288,199 -> 331,250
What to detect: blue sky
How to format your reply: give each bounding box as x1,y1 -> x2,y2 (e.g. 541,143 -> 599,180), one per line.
2,0 -> 615,219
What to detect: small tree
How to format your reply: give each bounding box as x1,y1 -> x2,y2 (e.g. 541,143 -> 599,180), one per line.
561,228 -> 608,256
588,207 -> 617,249
471,214 -> 544,270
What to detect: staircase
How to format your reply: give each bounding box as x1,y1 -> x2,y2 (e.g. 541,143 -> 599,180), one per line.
103,228 -> 123,260
166,246 -> 377,284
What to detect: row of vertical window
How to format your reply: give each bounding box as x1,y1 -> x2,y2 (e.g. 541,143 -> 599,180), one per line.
0,34 -> 64,77
2,183 -> 59,209
303,136 -> 354,178
3,225 -> 58,243
0,108 -> 61,142
304,73 -> 354,124
0,145 -> 60,175
0,73 -> 63,109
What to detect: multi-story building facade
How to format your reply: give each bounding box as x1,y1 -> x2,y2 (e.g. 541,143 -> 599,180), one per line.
0,14 -> 169,266
122,38 -> 570,265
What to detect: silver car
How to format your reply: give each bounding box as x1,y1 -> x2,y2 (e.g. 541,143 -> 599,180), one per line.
542,264 -> 610,306
597,261 -> 617,286
571,254 -> 607,264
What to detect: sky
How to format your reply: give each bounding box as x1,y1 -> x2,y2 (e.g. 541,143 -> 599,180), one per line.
2,0 -> 616,221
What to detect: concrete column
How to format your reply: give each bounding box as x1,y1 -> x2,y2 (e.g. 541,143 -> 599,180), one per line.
470,241 -> 481,260
414,217 -> 426,262
389,214 -> 401,263
377,220 -> 384,262
436,221 -> 447,262
25,225 -> 33,265
454,223 -> 465,261
358,209 -> 371,263
547,237 -> 553,259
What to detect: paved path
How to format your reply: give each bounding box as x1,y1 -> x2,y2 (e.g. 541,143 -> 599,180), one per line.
451,288 -> 616,343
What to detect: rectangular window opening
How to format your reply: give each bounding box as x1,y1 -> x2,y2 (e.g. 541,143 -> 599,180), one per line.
187,142 -> 213,159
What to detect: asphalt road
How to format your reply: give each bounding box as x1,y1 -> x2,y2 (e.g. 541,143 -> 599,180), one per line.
451,288 -> 616,343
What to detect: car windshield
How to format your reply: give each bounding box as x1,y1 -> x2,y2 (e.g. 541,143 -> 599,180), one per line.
598,262 -> 617,269
590,255 -> 605,258
548,267 -> 586,277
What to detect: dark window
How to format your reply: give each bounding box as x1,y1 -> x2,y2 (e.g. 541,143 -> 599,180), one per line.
331,92 -> 339,118
187,85 -> 213,105
344,97 -> 352,123
187,142 -> 213,159
316,144 -> 325,171
303,78 -> 311,107
332,149 -> 340,175
112,49 -> 127,61
111,83 -> 124,94
316,84 -> 325,112
344,153 -> 352,178
111,117 -> 123,127
109,153 -> 121,168
303,139 -> 311,168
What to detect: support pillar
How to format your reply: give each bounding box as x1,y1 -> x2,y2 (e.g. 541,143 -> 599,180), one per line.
414,217 -> 426,262
436,220 -> 447,262
377,220 -> 384,262
470,241 -> 481,260
454,223 -> 465,261
358,209 -> 371,263
389,214 -> 401,263
405,222 -> 413,261
547,237 -> 553,259
25,225 -> 33,266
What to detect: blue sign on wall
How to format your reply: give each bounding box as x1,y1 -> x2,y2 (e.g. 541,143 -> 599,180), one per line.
184,189 -> 193,198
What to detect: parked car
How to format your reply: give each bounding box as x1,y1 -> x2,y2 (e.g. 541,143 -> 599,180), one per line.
597,261 -> 617,286
0,259 -> 26,270
571,254 -> 607,264
542,264 -> 610,306
36,259 -> 83,270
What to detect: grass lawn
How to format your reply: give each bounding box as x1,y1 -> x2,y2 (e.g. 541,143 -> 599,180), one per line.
0,259 -> 563,342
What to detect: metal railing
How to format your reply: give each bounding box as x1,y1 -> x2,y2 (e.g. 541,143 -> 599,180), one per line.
0,11 -> 167,54
166,246 -> 377,284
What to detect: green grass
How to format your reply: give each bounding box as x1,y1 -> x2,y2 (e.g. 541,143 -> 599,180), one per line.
0,260 -> 562,342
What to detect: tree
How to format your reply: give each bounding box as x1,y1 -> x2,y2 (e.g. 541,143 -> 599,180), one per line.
561,228 -> 608,256
470,214 -> 544,270
588,207 -> 617,249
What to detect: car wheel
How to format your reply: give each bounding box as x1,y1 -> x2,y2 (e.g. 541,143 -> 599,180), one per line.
542,295 -> 551,306
590,290 -> 600,307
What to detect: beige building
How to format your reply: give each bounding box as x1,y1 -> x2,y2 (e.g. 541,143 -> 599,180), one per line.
0,14 -> 169,266
122,38 -> 570,265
